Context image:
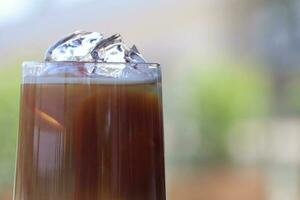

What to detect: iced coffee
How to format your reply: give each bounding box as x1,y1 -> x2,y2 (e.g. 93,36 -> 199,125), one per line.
14,32 -> 165,200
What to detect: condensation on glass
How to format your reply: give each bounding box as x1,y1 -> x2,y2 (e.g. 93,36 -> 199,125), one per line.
14,62 -> 166,200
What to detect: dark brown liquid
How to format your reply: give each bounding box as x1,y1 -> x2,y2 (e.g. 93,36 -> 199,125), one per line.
14,82 -> 165,200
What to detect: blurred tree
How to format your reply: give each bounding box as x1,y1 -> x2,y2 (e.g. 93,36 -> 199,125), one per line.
252,0 -> 300,115
188,61 -> 270,163
0,65 -> 20,190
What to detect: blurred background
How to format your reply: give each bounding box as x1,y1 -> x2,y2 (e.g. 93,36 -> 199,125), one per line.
1,0 -> 300,199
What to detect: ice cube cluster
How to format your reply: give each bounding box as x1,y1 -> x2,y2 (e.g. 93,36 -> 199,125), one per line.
45,31 -> 146,63
21,31 -> 159,83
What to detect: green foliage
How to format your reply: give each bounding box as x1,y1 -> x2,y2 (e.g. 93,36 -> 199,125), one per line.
0,65 -> 20,186
188,61 -> 270,162
284,70 -> 300,115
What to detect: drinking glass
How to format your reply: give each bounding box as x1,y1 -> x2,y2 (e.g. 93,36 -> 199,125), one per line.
14,61 -> 166,200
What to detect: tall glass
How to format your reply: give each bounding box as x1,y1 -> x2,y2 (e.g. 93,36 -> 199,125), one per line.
14,62 -> 165,200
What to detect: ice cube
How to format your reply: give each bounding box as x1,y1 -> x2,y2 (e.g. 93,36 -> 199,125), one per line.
45,31 -> 147,63
91,34 -> 124,62
125,45 -> 146,63
43,31 -> 153,79
45,31 -> 103,62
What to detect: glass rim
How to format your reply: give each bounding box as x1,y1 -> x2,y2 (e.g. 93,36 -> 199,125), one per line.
22,61 -> 160,67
